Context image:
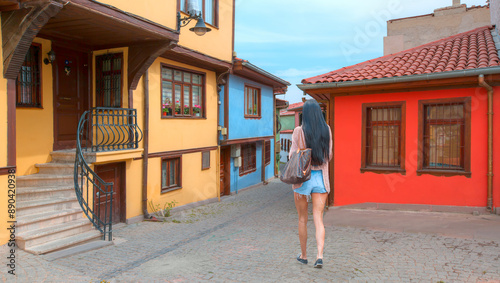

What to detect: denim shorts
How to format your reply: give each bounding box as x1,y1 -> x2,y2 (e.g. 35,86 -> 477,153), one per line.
293,170 -> 327,196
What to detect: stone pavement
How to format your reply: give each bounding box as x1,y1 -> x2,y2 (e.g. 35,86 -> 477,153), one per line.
1,178 -> 500,282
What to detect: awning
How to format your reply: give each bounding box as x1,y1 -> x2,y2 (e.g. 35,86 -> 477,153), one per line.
2,0 -> 179,90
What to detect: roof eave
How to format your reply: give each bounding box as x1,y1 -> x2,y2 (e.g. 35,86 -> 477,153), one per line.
298,66 -> 500,93
232,60 -> 290,92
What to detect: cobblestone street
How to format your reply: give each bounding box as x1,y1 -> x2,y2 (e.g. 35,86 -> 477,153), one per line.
3,178 -> 500,282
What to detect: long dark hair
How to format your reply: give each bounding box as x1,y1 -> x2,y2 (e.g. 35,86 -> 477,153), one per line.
301,100 -> 330,166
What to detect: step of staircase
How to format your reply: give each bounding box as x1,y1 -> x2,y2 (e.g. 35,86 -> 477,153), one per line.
43,239 -> 114,261
35,162 -> 75,175
17,197 -> 80,217
17,186 -> 75,202
17,209 -> 85,234
17,174 -> 74,187
50,150 -> 95,163
17,149 -> 105,255
17,219 -> 94,250
25,230 -> 102,255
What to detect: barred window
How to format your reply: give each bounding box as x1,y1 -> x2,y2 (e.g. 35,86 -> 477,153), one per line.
361,102 -> 406,174
240,143 -> 256,176
418,97 -> 471,177
96,53 -> 123,107
16,44 -> 41,108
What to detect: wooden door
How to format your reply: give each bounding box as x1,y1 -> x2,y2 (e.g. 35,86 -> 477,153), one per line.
220,148 -> 230,196
53,46 -> 89,150
94,163 -> 125,224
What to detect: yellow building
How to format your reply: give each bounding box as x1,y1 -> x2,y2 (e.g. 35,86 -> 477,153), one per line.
0,0 -> 234,253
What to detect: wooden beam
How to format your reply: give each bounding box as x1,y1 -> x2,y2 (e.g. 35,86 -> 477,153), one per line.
221,136 -> 274,146
146,146 -> 219,159
128,40 -> 177,90
2,0 -> 63,79
7,79 -> 16,167
0,166 -> 16,176
162,45 -> 232,74
0,3 -> 19,12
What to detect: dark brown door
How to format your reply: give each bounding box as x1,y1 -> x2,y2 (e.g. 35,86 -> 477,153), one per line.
53,46 -> 89,150
94,163 -> 125,224
220,148 -> 230,196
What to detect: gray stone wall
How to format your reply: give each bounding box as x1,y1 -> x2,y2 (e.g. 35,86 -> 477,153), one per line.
491,0 -> 500,31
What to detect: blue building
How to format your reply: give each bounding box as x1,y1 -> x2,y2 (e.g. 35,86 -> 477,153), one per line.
218,58 -> 289,195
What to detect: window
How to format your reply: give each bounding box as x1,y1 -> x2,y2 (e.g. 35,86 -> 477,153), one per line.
240,143 -> 256,176
244,85 -> 261,118
179,0 -> 218,27
161,156 -> 182,193
161,65 -> 204,118
361,102 -> 406,174
16,44 -> 41,108
96,53 -> 123,107
264,140 -> 271,165
202,151 -> 210,170
418,97 -> 471,177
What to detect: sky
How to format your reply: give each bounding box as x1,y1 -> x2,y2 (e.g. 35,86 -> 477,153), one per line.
233,0 -> 489,104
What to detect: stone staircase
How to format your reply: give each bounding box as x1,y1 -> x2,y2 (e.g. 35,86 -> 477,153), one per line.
17,150 -> 102,255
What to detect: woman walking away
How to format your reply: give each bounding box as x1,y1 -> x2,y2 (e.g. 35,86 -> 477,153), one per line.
291,100 -> 332,268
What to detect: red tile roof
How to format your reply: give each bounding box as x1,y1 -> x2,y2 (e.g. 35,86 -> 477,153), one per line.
302,26 -> 500,84
280,101 -> 304,116
287,101 -> 304,111
280,109 -> 295,116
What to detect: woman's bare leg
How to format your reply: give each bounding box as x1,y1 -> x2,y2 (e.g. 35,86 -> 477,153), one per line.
311,192 -> 327,259
294,192 -> 309,259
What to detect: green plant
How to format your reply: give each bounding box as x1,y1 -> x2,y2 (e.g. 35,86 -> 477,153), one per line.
148,199 -> 177,218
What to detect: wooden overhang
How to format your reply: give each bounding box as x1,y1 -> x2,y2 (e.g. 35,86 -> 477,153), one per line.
2,0 -> 179,90
275,98 -> 288,109
302,73 -> 500,101
0,0 -> 20,12
161,45 -> 233,76
232,60 -> 290,94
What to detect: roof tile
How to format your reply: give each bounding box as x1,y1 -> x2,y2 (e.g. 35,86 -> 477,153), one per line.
302,26 -> 500,84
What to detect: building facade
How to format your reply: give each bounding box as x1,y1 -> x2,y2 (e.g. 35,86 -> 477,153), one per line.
218,58 -> 289,195
300,26 -> 500,213
0,0 -> 235,250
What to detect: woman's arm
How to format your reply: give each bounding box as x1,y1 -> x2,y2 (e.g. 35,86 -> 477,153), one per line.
289,126 -> 301,154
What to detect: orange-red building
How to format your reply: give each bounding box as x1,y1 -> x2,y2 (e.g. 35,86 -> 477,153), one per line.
299,26 -> 500,213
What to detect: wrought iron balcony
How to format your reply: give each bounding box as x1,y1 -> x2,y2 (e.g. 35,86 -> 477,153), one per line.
79,107 -> 143,152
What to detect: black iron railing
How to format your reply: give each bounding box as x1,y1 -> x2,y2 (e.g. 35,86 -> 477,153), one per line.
74,107 -> 143,240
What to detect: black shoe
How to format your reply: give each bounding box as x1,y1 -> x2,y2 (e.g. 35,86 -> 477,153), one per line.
314,258 -> 323,268
297,254 -> 308,264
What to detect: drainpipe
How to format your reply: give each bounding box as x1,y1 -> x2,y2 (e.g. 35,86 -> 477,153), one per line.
142,70 -> 150,219
478,74 -> 494,211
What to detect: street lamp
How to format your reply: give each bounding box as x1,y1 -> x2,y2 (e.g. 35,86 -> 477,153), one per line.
177,0 -> 211,36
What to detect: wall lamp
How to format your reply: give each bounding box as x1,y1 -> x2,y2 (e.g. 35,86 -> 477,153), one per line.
176,1 -> 211,36
43,50 -> 56,65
